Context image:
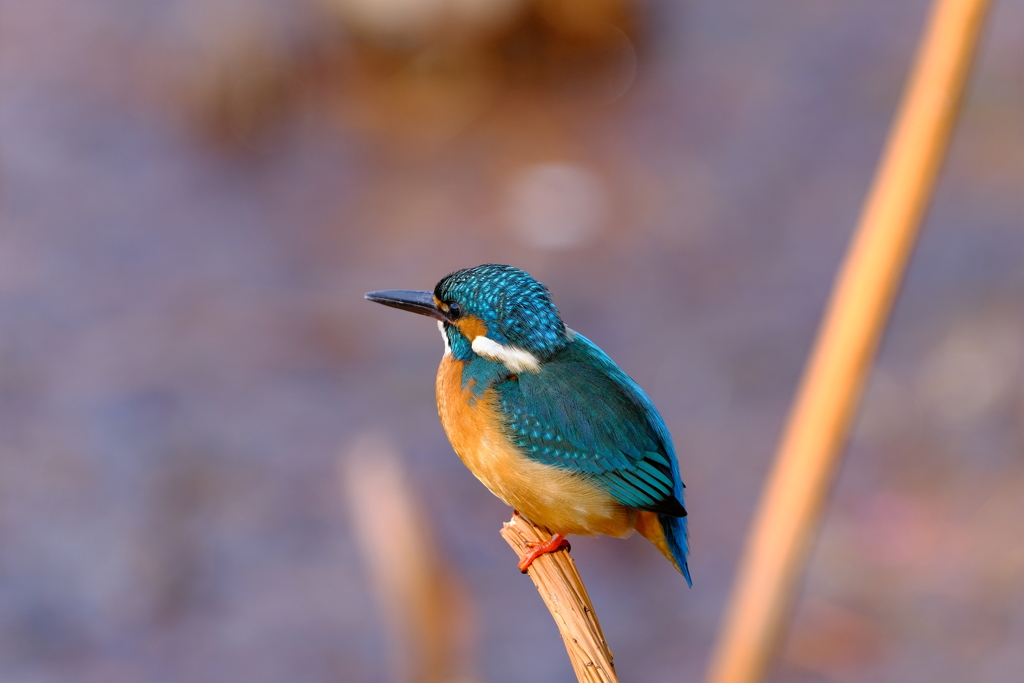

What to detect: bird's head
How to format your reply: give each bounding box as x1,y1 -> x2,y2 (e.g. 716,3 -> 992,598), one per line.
365,264 -> 569,372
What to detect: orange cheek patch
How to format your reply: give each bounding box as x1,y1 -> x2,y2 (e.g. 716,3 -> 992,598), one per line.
456,315 -> 488,341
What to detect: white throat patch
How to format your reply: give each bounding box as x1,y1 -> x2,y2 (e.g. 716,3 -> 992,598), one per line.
471,335 -> 541,373
437,320 -> 451,355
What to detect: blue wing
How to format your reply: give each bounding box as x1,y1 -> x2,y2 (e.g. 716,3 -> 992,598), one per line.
495,333 -> 686,517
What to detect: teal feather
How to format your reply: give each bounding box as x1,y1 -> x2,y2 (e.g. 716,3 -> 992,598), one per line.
496,333 -> 686,519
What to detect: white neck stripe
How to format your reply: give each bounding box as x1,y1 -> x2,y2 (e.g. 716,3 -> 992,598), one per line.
471,335 -> 541,373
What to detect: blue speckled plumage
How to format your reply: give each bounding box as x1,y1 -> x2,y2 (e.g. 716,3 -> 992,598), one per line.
366,264 -> 691,584
498,334 -> 681,514
435,264 -> 570,360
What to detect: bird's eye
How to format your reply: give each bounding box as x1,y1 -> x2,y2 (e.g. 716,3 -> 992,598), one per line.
447,302 -> 462,320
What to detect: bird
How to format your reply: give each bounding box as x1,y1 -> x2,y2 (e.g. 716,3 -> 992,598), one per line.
365,264 -> 690,584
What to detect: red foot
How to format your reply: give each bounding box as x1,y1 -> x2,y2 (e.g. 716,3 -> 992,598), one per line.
518,533 -> 571,573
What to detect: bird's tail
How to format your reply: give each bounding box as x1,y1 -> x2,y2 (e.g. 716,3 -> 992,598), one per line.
659,513 -> 691,587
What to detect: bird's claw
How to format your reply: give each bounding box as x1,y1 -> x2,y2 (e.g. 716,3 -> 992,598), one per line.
518,533 -> 571,573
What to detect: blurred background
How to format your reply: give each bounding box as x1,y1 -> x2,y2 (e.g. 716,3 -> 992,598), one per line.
1,1 -> 1023,682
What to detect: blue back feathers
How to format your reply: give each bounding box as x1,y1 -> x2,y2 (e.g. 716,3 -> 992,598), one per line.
498,334 -> 683,515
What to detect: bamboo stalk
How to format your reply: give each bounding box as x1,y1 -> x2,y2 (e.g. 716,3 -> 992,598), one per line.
704,2 -> 991,683
500,515 -> 619,683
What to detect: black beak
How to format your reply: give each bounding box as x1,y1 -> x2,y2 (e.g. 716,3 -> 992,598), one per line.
365,289 -> 446,321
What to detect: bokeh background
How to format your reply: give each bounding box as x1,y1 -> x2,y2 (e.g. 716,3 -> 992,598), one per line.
2,1 -> 1023,682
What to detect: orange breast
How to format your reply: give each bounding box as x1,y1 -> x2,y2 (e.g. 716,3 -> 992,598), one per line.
435,354 -> 636,537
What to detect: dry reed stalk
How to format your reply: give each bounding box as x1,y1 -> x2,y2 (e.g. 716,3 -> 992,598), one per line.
500,515 -> 619,683
704,2 -> 991,683
343,433 -> 476,683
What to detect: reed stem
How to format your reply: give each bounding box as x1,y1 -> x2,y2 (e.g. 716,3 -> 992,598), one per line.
501,515 -> 619,683
705,2 -> 991,682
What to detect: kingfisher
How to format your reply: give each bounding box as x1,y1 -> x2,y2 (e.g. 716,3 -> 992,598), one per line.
365,264 -> 690,584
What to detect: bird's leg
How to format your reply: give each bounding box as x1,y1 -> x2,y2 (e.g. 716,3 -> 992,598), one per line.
518,533 -> 571,573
